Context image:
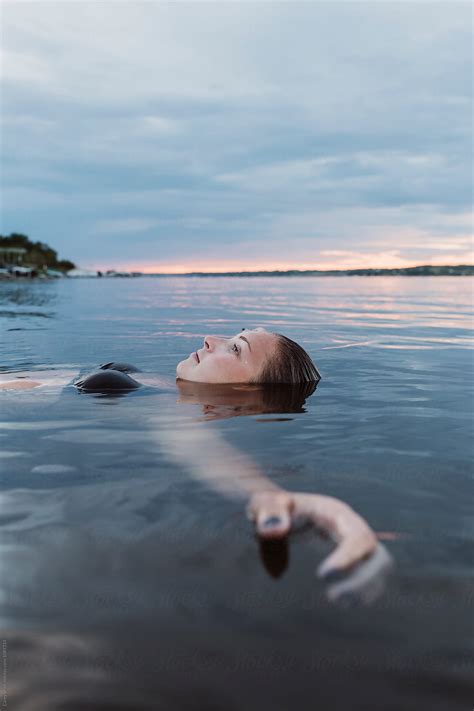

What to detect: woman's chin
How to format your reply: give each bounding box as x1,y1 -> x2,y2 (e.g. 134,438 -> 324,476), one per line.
176,358 -> 197,381
176,373 -> 200,384
176,359 -> 188,379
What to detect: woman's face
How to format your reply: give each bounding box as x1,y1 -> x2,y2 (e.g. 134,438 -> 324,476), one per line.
176,327 -> 278,383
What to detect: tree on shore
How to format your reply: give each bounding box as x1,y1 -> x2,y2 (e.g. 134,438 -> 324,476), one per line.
0,233 -> 75,272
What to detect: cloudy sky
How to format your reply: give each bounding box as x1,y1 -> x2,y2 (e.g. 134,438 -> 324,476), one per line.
1,1 -> 472,272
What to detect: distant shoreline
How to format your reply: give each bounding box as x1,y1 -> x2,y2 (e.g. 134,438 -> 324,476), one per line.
138,265 -> 473,278
3,263 -> 472,280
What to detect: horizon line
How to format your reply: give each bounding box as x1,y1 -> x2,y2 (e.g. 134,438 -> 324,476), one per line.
85,263 -> 474,276
84,256 -> 474,274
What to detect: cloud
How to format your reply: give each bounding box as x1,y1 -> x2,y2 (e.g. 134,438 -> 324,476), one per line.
1,1 -> 472,269
0,48 -> 53,84
92,218 -> 159,235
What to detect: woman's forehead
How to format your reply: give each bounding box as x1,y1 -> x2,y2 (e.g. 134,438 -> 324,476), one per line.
238,328 -> 276,354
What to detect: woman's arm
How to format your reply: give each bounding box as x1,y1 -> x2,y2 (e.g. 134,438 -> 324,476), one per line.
0,369 -> 79,392
155,422 -> 379,576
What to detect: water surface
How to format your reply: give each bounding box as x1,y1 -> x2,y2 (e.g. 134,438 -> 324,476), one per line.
0,276 -> 473,710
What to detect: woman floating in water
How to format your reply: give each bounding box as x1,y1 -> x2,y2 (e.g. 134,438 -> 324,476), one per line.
0,327 -> 391,598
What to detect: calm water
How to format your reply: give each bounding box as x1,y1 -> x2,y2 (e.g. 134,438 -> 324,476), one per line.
0,276 -> 473,710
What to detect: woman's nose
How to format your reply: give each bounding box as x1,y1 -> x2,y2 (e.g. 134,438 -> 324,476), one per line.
204,335 -> 221,351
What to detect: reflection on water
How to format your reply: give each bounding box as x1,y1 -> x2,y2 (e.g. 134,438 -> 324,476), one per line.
0,277 -> 473,710
175,379 -> 318,420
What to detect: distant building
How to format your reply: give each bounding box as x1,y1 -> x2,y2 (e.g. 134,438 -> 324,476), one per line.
0,247 -> 27,265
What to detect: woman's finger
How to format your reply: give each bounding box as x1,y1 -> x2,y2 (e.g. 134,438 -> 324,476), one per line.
316,529 -> 378,578
247,491 -> 294,540
324,544 -> 393,604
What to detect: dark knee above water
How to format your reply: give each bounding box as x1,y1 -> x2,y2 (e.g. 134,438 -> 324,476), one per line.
75,368 -> 142,392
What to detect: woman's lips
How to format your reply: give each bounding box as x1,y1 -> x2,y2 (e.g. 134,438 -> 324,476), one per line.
193,351 -> 200,363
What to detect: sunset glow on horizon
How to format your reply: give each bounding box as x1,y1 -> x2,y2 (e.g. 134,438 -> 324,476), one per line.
88,250 -> 474,274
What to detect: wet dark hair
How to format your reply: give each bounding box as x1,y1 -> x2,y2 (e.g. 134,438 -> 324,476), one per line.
254,333 -> 321,384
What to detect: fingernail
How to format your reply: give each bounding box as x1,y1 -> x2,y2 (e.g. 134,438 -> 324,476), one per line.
262,516 -> 282,528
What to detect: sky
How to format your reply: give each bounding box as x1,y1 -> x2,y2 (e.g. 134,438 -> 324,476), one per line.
1,0 -> 473,273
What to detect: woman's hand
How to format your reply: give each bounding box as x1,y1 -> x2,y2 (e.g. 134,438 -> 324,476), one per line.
247,490 -> 379,578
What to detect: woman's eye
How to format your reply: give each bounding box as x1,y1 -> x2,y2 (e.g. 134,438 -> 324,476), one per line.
232,343 -> 240,356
